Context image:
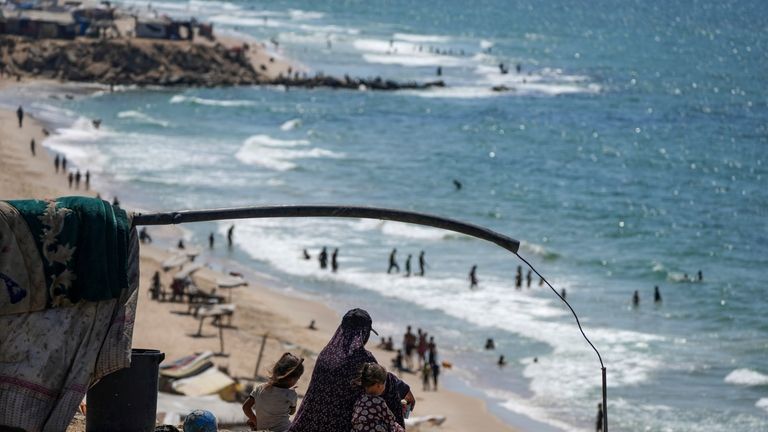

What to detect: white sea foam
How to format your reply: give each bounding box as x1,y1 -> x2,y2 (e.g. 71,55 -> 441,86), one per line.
208,14 -> 285,28
280,118 -> 302,131
724,369 -> 768,386
354,38 -> 467,67
393,32 -> 451,43
351,219 -> 449,241
43,117 -> 110,171
480,39 -> 494,49
169,95 -> 255,107
235,134 -> 342,171
288,9 -> 324,20
757,398 -> 768,413
117,110 -> 170,127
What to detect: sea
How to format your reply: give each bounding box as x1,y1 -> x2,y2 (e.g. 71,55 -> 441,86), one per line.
1,0 -> 767,430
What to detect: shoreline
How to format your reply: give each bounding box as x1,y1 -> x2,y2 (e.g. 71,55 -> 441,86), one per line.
0,82 -> 522,431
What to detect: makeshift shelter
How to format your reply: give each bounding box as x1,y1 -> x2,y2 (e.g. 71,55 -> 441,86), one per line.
0,10 -> 77,38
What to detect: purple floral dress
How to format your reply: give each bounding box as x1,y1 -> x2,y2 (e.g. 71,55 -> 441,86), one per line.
351,394 -> 405,432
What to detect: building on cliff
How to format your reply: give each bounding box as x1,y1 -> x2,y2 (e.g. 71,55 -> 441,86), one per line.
134,16 -> 193,40
0,9 -> 77,39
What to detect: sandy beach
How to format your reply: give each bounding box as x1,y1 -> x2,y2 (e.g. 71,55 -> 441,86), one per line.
0,83 -> 519,431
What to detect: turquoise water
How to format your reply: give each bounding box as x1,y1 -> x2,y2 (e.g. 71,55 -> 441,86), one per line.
4,0 -> 768,430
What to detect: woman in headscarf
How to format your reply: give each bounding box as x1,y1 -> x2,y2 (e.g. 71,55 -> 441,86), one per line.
289,309 -> 414,431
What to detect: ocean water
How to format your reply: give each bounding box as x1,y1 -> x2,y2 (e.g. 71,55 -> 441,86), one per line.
3,0 -> 767,430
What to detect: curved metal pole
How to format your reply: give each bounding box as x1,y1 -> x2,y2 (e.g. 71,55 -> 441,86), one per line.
132,204 -> 606,430
132,205 -> 521,256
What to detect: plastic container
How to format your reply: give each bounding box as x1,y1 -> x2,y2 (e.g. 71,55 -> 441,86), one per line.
86,348 -> 165,432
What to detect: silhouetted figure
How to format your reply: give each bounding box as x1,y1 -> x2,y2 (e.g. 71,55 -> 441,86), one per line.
54,155 -> 60,173
418,250 -> 426,276
177,239 -> 185,249
515,266 -> 522,289
385,337 -> 394,351
526,270 -> 532,288
516,63 -> 522,73
308,320 -> 317,330
485,338 -> 495,350
62,156 -> 67,171
112,196 -> 120,207
539,276 -> 545,287
75,170 -> 81,189
560,288 -> 567,300
92,119 -> 102,129
436,66 -> 442,76
596,403 -> 604,432
302,249 -> 311,260
318,247 -> 328,269
208,232 -> 215,249
499,63 -> 508,74
30,138 -> 35,156
16,106 -> 23,128
632,290 -> 639,306
227,225 -> 234,248
469,265 -> 478,289
431,361 -> 440,391
67,172 -> 73,189
331,248 -> 339,272
654,286 -> 662,303
683,273 -> 689,281
452,179 -> 462,190
404,254 -> 412,277
139,227 -> 152,243
427,336 -> 437,366
388,248 -> 400,273
498,355 -> 507,367
85,171 -> 90,190
697,270 -> 703,281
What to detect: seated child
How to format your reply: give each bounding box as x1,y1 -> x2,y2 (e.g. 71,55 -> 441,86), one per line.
242,353 -> 304,432
351,363 -> 405,432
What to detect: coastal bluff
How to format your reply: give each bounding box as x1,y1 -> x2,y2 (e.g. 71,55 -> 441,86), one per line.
0,35 -> 445,90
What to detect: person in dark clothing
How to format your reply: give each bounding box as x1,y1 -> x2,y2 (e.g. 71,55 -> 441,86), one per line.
85,171 -> 90,190
302,249 -> 311,260
430,361 -> 440,391
288,309 -> 414,432
227,224 -> 234,248
30,138 -> 35,156
404,254 -> 412,277
452,179 -> 462,190
67,172 -> 73,189
54,155 -> 60,173
417,251 -> 426,276
318,247 -> 328,269
75,170 -> 81,189
139,227 -> 152,244
436,66 -> 442,76
485,338 -> 495,350
560,288 -> 567,300
596,403 -> 604,432
16,106 -> 23,128
62,156 -> 67,171
697,270 -> 703,281
498,355 -> 507,367
387,248 -> 400,274
208,232 -> 215,249
632,290 -> 640,307
654,286 -> 662,303
112,196 -> 120,207
331,248 -> 339,272
427,336 -> 437,366
515,266 -> 522,289
469,265 -> 478,289
177,239 -> 185,249
539,276 -> 545,287
526,270 -> 532,288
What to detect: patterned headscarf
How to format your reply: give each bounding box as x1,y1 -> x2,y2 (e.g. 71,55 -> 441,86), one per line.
289,309 -> 409,432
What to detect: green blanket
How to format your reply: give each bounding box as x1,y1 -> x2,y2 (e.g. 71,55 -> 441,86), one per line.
2,197 -> 130,311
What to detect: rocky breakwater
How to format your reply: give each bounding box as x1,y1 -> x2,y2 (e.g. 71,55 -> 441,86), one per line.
0,35 -> 445,91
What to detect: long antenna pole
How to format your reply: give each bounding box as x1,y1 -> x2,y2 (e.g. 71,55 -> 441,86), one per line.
133,204 -> 606,426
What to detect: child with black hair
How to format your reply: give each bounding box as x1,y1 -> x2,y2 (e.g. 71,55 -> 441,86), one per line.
351,363 -> 406,432
242,353 -> 304,432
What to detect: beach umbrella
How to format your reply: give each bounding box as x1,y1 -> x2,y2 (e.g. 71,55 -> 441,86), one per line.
215,275 -> 247,303
173,262 -> 203,280
133,204 -> 610,432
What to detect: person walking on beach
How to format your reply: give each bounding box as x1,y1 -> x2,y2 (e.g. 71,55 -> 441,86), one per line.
596,403 -> 604,432
388,248 -> 400,274
227,225 -> 234,248
417,330 -> 427,369
30,138 -> 35,156
67,172 -> 73,189
54,155 -> 60,173
654,286 -> 662,303
421,363 -> 431,391
403,326 -> 416,370
331,248 -> 339,272
208,232 -> 215,249
418,250 -> 426,276
85,170 -> 90,190
515,266 -> 522,289
526,269 -> 532,288
318,247 -> 328,269
469,265 -> 478,289
430,361 -> 440,391
404,254 -> 412,277
427,336 -> 437,366
75,170 -> 81,189
62,156 -> 67,172
16,106 -> 23,128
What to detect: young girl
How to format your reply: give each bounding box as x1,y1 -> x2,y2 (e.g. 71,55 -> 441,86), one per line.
351,363 -> 406,432
242,353 -> 304,432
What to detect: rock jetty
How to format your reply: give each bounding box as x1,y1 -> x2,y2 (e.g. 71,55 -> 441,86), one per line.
0,35 -> 444,90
